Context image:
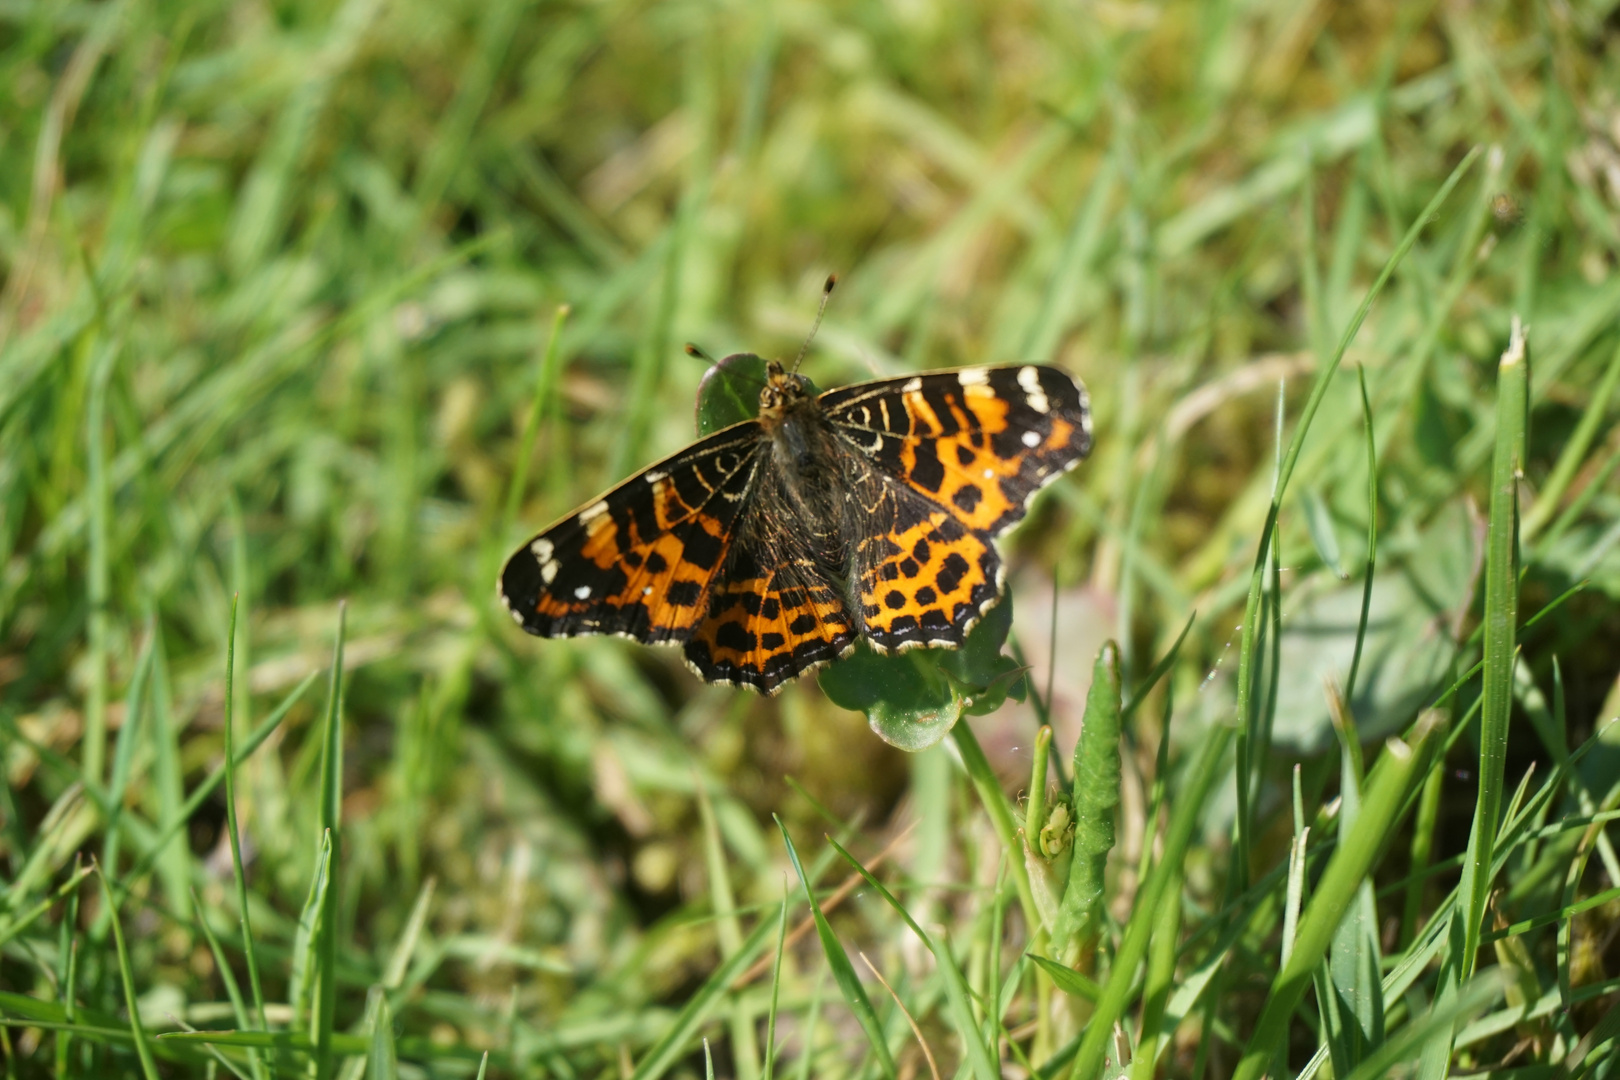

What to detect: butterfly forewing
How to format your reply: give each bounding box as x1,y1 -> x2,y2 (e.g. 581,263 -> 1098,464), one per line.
499,423 -> 764,642
822,365 -> 1092,537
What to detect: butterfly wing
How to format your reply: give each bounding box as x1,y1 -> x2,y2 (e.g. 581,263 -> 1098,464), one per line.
499,423 -> 765,644
684,542 -> 856,694
821,365 -> 1092,651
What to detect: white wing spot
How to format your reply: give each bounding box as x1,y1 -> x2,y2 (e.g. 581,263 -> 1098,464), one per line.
1021,429 -> 1042,448
580,500 -> 610,526
1018,366 -> 1050,414
510,609 -> 525,626
642,586 -> 653,597
645,469 -> 668,484
574,585 -> 592,600
530,538 -> 554,562
983,468 -> 995,479
957,368 -> 990,386
540,561 -> 559,584
902,377 -> 923,392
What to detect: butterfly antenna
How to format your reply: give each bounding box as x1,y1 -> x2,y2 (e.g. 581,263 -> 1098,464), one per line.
791,274 -> 838,374
685,343 -> 719,366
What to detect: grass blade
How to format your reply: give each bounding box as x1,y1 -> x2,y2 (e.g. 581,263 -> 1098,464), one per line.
1026,954 -> 1101,1003
93,861 -> 160,1080
1523,333 -> 1620,542
498,302 -> 571,550
1229,146 -> 1482,879
221,595 -> 270,1078
777,818 -> 897,1079
761,894 -> 788,1080
1342,972 -> 1505,1080
124,670 -> 318,890
1127,863 -> 1183,1080
697,777 -> 758,1080
628,915 -> 777,1080
366,989 -> 397,1080
290,829 -> 334,1047
83,339 -> 118,788
1231,712 -> 1444,1080
1460,319 -> 1528,979
1069,718 -> 1233,1080
1344,364 -> 1379,705
826,836 -> 998,1080
99,620 -> 156,879
314,602 -> 348,1080
950,722 -> 1039,938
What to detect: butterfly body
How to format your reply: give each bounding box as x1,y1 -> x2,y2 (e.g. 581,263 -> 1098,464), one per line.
500,360 -> 1091,694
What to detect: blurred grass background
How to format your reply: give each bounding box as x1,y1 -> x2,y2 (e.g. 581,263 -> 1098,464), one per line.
3,0 -> 1620,1076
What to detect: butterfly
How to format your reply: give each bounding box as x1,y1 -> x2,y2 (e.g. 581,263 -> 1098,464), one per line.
499,359 -> 1092,694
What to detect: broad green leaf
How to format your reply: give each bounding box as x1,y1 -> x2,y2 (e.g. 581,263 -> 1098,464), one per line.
818,595 -> 1024,750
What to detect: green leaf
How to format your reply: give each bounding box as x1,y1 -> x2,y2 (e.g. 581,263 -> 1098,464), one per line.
819,593 -> 1023,751
696,352 -> 769,434
1301,487 -> 1346,578
1027,954 -> 1101,1002
818,642 -> 961,751
1051,641 -> 1122,963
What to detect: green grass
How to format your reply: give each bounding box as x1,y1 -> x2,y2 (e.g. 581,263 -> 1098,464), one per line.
3,2 -> 1620,1078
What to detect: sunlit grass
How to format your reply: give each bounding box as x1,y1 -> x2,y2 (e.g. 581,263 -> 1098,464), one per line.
3,2 -> 1620,1078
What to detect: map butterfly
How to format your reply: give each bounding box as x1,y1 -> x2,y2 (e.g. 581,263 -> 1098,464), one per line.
499,358 -> 1092,694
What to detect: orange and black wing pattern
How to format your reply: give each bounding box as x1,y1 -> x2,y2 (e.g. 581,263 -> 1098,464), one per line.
501,363 -> 1089,693
498,424 -> 764,646
821,365 -> 1092,652
684,543 -> 856,694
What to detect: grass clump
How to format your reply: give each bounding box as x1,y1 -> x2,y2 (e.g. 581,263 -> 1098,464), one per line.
3,2 -> 1620,1078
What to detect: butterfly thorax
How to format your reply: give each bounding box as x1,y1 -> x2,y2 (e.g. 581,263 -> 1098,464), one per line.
757,360 -> 828,478
755,360 -> 848,559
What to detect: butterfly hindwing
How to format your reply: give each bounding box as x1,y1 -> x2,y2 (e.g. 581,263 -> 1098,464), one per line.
851,490 -> 1001,651
499,424 -> 763,643
685,545 -> 856,693
823,365 -> 1091,651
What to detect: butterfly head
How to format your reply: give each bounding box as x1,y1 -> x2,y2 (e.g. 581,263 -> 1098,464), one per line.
759,359 -> 814,420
